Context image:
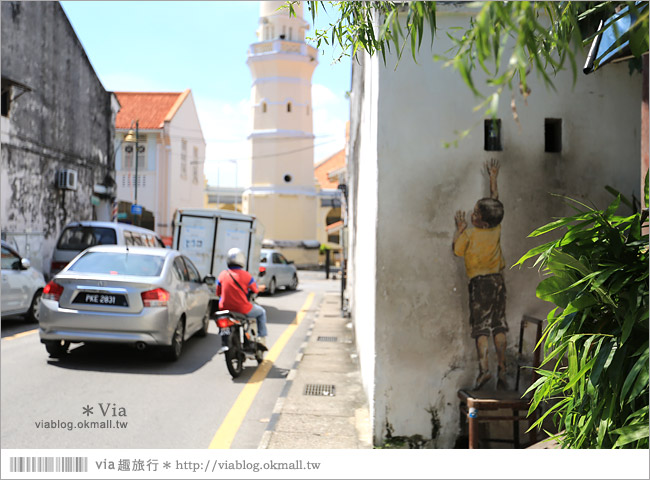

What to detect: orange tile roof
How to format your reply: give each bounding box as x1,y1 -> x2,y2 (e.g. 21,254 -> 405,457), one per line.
114,90 -> 189,129
315,148 -> 345,190
326,220 -> 344,232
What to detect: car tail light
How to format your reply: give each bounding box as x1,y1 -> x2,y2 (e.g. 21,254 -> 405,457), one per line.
141,288 -> 169,307
50,261 -> 68,273
43,281 -> 64,301
217,318 -> 234,329
259,266 -> 266,276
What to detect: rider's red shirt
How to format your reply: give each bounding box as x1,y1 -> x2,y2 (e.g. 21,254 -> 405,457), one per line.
216,267 -> 259,314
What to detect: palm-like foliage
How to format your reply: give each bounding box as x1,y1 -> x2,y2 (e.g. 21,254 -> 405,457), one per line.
515,176 -> 649,448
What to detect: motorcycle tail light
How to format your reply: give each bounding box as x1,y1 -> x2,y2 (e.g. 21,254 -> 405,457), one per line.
259,266 -> 266,276
217,318 -> 234,329
43,281 -> 64,301
141,288 -> 169,307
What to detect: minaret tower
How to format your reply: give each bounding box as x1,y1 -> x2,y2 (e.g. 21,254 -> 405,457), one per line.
242,1 -> 319,266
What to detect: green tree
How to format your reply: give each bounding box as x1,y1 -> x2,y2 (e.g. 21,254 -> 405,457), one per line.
291,1 -> 648,118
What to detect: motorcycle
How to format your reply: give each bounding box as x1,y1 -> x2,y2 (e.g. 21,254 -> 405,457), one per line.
214,309 -> 267,378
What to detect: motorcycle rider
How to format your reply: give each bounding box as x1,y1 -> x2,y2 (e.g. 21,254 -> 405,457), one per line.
215,247 -> 268,354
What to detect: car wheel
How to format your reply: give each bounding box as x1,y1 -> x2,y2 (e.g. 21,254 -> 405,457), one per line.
164,319 -> 185,361
26,289 -> 43,322
196,307 -> 210,338
288,274 -> 298,291
268,277 -> 277,296
44,340 -> 69,358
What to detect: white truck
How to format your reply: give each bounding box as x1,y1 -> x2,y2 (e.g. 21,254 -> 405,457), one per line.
172,209 -> 264,284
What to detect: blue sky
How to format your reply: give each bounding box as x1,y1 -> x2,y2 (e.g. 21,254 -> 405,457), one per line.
60,1 -> 351,187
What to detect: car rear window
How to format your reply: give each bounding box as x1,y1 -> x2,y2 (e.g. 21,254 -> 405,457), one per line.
67,252 -> 165,277
260,253 -> 268,263
57,227 -> 117,250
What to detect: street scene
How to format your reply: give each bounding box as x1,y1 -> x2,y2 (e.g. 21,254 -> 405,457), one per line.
1,271 -> 339,449
1,1 -> 649,479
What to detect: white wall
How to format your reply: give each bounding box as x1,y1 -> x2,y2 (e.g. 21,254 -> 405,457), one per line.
167,92 -> 206,220
352,7 -> 642,447
350,52 -> 380,436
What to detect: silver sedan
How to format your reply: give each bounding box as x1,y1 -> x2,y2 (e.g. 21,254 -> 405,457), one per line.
38,246 -> 215,361
258,248 -> 298,295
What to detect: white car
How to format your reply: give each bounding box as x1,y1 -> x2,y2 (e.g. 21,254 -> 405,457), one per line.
1,240 -> 46,321
258,249 -> 298,295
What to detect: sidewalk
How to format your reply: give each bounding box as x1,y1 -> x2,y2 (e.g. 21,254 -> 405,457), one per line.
259,292 -> 372,449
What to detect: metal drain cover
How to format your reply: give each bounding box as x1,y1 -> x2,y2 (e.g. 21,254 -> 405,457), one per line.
304,384 -> 336,396
317,336 -> 338,342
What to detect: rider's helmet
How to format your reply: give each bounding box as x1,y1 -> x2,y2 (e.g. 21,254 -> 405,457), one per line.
227,247 -> 246,268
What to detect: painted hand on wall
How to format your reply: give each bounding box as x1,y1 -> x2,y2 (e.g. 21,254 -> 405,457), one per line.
485,159 -> 499,200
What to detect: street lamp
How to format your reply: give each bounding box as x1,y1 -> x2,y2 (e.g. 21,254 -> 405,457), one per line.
123,120 -> 140,225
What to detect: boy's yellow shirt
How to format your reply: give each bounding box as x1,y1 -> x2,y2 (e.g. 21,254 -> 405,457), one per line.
454,225 -> 505,279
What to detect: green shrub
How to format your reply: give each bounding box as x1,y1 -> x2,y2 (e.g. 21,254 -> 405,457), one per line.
516,176 -> 649,448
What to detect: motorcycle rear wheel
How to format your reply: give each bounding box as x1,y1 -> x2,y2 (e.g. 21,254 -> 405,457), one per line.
225,333 -> 244,378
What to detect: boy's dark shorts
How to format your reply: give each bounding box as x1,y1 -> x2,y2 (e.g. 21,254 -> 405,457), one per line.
468,273 -> 507,338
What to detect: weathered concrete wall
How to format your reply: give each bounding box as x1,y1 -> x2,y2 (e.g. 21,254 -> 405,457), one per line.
347,53 -> 379,433
349,7 -> 642,447
1,1 -> 116,275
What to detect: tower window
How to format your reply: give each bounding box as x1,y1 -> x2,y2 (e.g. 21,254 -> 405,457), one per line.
289,27 -> 293,40
284,174 -> 292,183
306,105 -> 310,115
545,118 -> 562,153
287,102 -> 292,113
262,102 -> 267,113
484,119 -> 502,151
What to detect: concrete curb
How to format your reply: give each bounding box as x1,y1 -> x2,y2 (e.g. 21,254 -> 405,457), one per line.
258,292 -> 372,449
258,311 -> 317,449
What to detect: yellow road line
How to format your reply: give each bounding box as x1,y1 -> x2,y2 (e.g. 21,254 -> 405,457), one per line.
2,329 -> 38,341
208,292 -> 315,449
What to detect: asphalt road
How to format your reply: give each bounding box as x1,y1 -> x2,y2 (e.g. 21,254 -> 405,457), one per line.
1,271 -> 342,449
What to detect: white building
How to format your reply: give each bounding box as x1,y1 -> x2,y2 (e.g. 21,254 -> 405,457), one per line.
242,1 -> 320,266
347,4 -> 642,447
114,90 -> 205,243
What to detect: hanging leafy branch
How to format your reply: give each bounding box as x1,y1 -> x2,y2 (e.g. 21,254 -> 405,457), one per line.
289,1 -> 648,118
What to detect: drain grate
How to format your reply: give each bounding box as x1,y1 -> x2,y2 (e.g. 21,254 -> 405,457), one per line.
317,336 -> 338,342
304,384 -> 336,396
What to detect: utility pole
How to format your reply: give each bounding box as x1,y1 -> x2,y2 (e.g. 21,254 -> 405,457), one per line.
134,120 -> 139,226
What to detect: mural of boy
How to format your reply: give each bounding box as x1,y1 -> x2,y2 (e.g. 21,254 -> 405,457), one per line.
453,159 -> 508,390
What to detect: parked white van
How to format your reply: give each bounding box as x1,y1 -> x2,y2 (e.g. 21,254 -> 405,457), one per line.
50,221 -> 165,278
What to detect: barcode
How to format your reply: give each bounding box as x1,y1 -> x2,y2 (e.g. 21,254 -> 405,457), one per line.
9,457 -> 88,473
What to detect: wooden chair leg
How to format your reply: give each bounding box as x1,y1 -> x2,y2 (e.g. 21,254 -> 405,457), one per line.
468,409 -> 479,449
513,409 -> 520,448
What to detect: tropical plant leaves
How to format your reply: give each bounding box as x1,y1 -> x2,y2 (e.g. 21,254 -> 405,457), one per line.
520,190 -> 649,449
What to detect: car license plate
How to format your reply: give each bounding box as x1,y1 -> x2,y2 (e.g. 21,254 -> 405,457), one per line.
219,327 -> 230,336
73,292 -> 128,307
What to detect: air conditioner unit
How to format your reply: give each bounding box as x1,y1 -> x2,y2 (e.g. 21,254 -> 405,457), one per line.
57,169 -> 78,191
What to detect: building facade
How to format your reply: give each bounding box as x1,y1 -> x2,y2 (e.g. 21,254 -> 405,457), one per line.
1,1 -> 119,276
242,1 -> 319,266
114,90 -> 205,243
347,4 -> 643,447
314,147 -> 345,265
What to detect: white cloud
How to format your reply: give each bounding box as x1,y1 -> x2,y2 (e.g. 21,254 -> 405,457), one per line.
312,83 -> 342,109
99,72 -> 169,92
312,84 -> 348,163
195,96 -> 250,187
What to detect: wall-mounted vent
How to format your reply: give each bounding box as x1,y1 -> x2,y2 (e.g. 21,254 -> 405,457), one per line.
57,169 -> 78,191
